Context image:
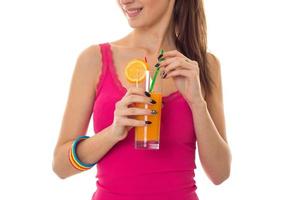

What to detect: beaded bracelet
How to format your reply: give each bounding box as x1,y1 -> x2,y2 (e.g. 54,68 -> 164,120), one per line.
68,135 -> 97,171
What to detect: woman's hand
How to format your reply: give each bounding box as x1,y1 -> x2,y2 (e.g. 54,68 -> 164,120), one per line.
159,50 -> 206,106
110,87 -> 156,141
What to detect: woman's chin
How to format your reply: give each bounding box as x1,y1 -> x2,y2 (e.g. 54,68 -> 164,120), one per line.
127,21 -> 147,29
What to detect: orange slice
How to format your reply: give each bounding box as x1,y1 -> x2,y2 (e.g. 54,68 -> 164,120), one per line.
125,59 -> 149,83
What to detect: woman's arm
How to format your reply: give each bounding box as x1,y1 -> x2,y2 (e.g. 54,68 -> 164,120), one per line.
190,53 -> 232,185
52,45 -> 120,179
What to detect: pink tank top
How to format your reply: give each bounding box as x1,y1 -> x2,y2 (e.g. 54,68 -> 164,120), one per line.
91,43 -> 199,200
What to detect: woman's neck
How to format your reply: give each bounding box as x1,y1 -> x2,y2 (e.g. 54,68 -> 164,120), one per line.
126,11 -> 177,56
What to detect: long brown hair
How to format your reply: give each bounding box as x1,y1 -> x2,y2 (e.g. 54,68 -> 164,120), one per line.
172,0 -> 215,96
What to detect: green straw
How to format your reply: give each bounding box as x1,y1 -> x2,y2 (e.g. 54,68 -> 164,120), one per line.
149,67 -> 160,92
149,49 -> 164,92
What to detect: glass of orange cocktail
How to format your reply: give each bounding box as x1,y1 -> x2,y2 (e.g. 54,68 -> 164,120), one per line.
125,58 -> 163,150
135,70 -> 162,150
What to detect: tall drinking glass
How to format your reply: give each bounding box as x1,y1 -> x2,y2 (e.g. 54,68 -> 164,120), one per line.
135,70 -> 163,150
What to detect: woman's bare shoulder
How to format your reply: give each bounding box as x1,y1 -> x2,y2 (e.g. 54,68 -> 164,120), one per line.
74,44 -> 103,89
206,52 -> 221,87
206,52 -> 221,73
76,44 -> 101,72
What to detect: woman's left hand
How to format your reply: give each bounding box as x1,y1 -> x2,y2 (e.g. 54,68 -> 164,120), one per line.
159,50 -> 206,106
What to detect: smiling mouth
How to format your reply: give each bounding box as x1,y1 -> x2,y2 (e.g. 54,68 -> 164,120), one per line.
125,8 -> 143,18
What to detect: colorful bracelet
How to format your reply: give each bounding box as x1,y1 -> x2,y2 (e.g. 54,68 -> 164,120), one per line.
68,135 -> 97,171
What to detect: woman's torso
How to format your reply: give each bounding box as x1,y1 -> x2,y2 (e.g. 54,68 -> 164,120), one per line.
91,40 -> 199,200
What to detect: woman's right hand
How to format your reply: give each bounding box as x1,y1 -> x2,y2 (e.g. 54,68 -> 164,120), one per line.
110,87 -> 157,141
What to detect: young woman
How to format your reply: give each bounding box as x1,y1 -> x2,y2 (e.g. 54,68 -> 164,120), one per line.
52,0 -> 231,199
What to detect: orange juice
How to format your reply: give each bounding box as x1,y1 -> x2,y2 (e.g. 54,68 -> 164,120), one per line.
135,92 -> 162,150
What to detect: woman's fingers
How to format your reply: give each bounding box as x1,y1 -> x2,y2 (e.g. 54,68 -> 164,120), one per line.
159,59 -> 188,79
117,107 -> 156,117
124,87 -> 146,97
162,50 -> 186,58
114,117 -> 151,127
123,95 -> 154,107
160,56 -> 189,66
164,69 -> 192,79
114,86 -> 157,128
116,94 -> 152,109
119,87 -> 154,107
161,58 -> 188,72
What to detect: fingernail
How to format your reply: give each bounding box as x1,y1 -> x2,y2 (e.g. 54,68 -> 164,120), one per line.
162,73 -> 167,79
155,63 -> 160,68
151,110 -> 157,115
157,54 -> 163,60
144,91 -> 151,97
150,99 -> 157,104
145,120 -> 152,124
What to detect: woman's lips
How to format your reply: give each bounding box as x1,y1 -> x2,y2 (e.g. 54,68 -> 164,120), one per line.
125,8 -> 143,18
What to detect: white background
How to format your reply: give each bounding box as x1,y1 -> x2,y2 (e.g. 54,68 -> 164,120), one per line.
0,0 -> 299,199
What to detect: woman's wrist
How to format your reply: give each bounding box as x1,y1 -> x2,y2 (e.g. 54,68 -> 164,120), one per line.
104,125 -> 124,143
190,99 -> 208,113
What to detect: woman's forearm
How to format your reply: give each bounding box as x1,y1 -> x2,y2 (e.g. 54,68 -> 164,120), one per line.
190,102 -> 231,185
52,125 -> 120,179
